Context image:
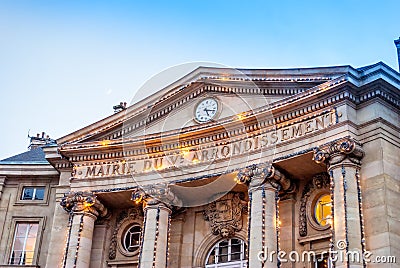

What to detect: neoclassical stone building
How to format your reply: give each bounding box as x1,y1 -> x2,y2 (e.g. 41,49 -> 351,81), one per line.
0,62 -> 399,268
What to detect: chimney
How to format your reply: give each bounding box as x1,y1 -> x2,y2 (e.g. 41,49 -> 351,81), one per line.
113,102 -> 127,113
395,37 -> 400,72
28,132 -> 55,150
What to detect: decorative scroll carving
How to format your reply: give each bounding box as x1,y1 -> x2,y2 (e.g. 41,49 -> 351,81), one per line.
299,173 -> 330,237
60,191 -> 108,218
237,163 -> 272,186
203,192 -> 247,238
313,136 -> 365,167
237,163 -> 296,192
109,207 -> 143,260
131,184 -> 182,208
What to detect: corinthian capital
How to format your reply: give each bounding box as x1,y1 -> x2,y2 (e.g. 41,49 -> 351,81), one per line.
236,163 -> 272,186
131,183 -> 182,208
237,163 -> 295,192
313,136 -> 365,168
60,191 -> 108,218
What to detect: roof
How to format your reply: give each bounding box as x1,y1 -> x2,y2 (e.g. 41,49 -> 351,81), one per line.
0,147 -> 49,164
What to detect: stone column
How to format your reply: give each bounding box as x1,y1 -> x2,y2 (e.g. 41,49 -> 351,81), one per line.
133,184 -> 180,268
60,191 -> 108,268
238,164 -> 295,268
139,200 -> 171,268
314,137 -> 365,268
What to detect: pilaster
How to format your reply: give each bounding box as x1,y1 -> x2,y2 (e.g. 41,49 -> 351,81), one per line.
0,176 -> 5,200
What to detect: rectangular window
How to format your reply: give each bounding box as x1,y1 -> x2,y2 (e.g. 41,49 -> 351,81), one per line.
21,187 -> 45,200
9,223 -> 39,265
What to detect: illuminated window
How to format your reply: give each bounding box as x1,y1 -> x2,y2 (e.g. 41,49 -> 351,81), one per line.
206,238 -> 247,268
21,187 -> 45,201
122,224 -> 141,253
314,194 -> 332,226
314,253 -> 332,268
9,223 -> 39,265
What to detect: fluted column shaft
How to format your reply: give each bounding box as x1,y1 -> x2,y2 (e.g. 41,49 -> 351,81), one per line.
139,201 -> 172,268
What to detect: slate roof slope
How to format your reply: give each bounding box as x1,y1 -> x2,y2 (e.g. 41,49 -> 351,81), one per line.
0,147 -> 49,164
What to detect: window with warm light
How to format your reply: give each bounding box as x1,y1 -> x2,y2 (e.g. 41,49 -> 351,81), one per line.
122,224 -> 142,253
314,194 -> 332,226
9,223 -> 39,265
314,253 -> 332,268
206,238 -> 247,268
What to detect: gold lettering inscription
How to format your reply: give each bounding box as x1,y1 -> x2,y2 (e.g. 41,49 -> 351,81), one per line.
77,111 -> 339,178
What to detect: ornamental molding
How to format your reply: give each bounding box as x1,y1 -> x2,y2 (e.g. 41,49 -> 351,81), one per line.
203,192 -> 247,238
109,207 -> 143,260
237,163 -> 296,192
64,107 -> 339,160
313,136 -> 365,168
131,184 -> 182,208
299,173 -> 330,237
69,108 -> 340,179
60,191 -> 108,218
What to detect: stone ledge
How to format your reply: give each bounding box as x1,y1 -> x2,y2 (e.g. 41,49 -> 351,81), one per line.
298,232 -> 331,244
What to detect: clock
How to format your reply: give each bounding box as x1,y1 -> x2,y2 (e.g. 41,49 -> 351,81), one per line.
194,98 -> 219,123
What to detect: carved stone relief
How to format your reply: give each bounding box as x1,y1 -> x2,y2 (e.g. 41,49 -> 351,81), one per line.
299,173 -> 330,237
203,192 -> 247,238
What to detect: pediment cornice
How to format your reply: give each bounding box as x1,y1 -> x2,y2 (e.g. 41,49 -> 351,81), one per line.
57,63 -> 400,154
59,69 -> 400,165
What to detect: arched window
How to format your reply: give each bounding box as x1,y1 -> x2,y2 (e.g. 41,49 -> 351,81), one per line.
205,238 -> 247,268
122,224 -> 141,253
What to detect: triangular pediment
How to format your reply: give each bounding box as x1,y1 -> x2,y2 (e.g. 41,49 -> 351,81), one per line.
57,63 -> 399,146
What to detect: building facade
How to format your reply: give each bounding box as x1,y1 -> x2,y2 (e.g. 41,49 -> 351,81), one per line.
0,62 -> 399,268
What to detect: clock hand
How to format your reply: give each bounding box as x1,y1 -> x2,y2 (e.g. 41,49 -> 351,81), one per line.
203,108 -> 210,116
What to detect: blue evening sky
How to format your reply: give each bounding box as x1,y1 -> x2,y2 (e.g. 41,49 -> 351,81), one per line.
0,0 -> 399,159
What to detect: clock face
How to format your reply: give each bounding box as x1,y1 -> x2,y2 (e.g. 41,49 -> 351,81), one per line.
195,98 -> 219,123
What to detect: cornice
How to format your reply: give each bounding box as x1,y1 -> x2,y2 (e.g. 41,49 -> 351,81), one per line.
0,164 -> 59,176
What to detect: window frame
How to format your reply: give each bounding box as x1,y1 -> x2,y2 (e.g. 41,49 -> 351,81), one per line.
6,217 -> 45,266
314,194 -> 332,226
15,183 -> 50,205
21,187 -> 46,201
306,190 -> 332,232
121,224 -> 142,254
117,220 -> 143,257
205,238 -> 248,268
